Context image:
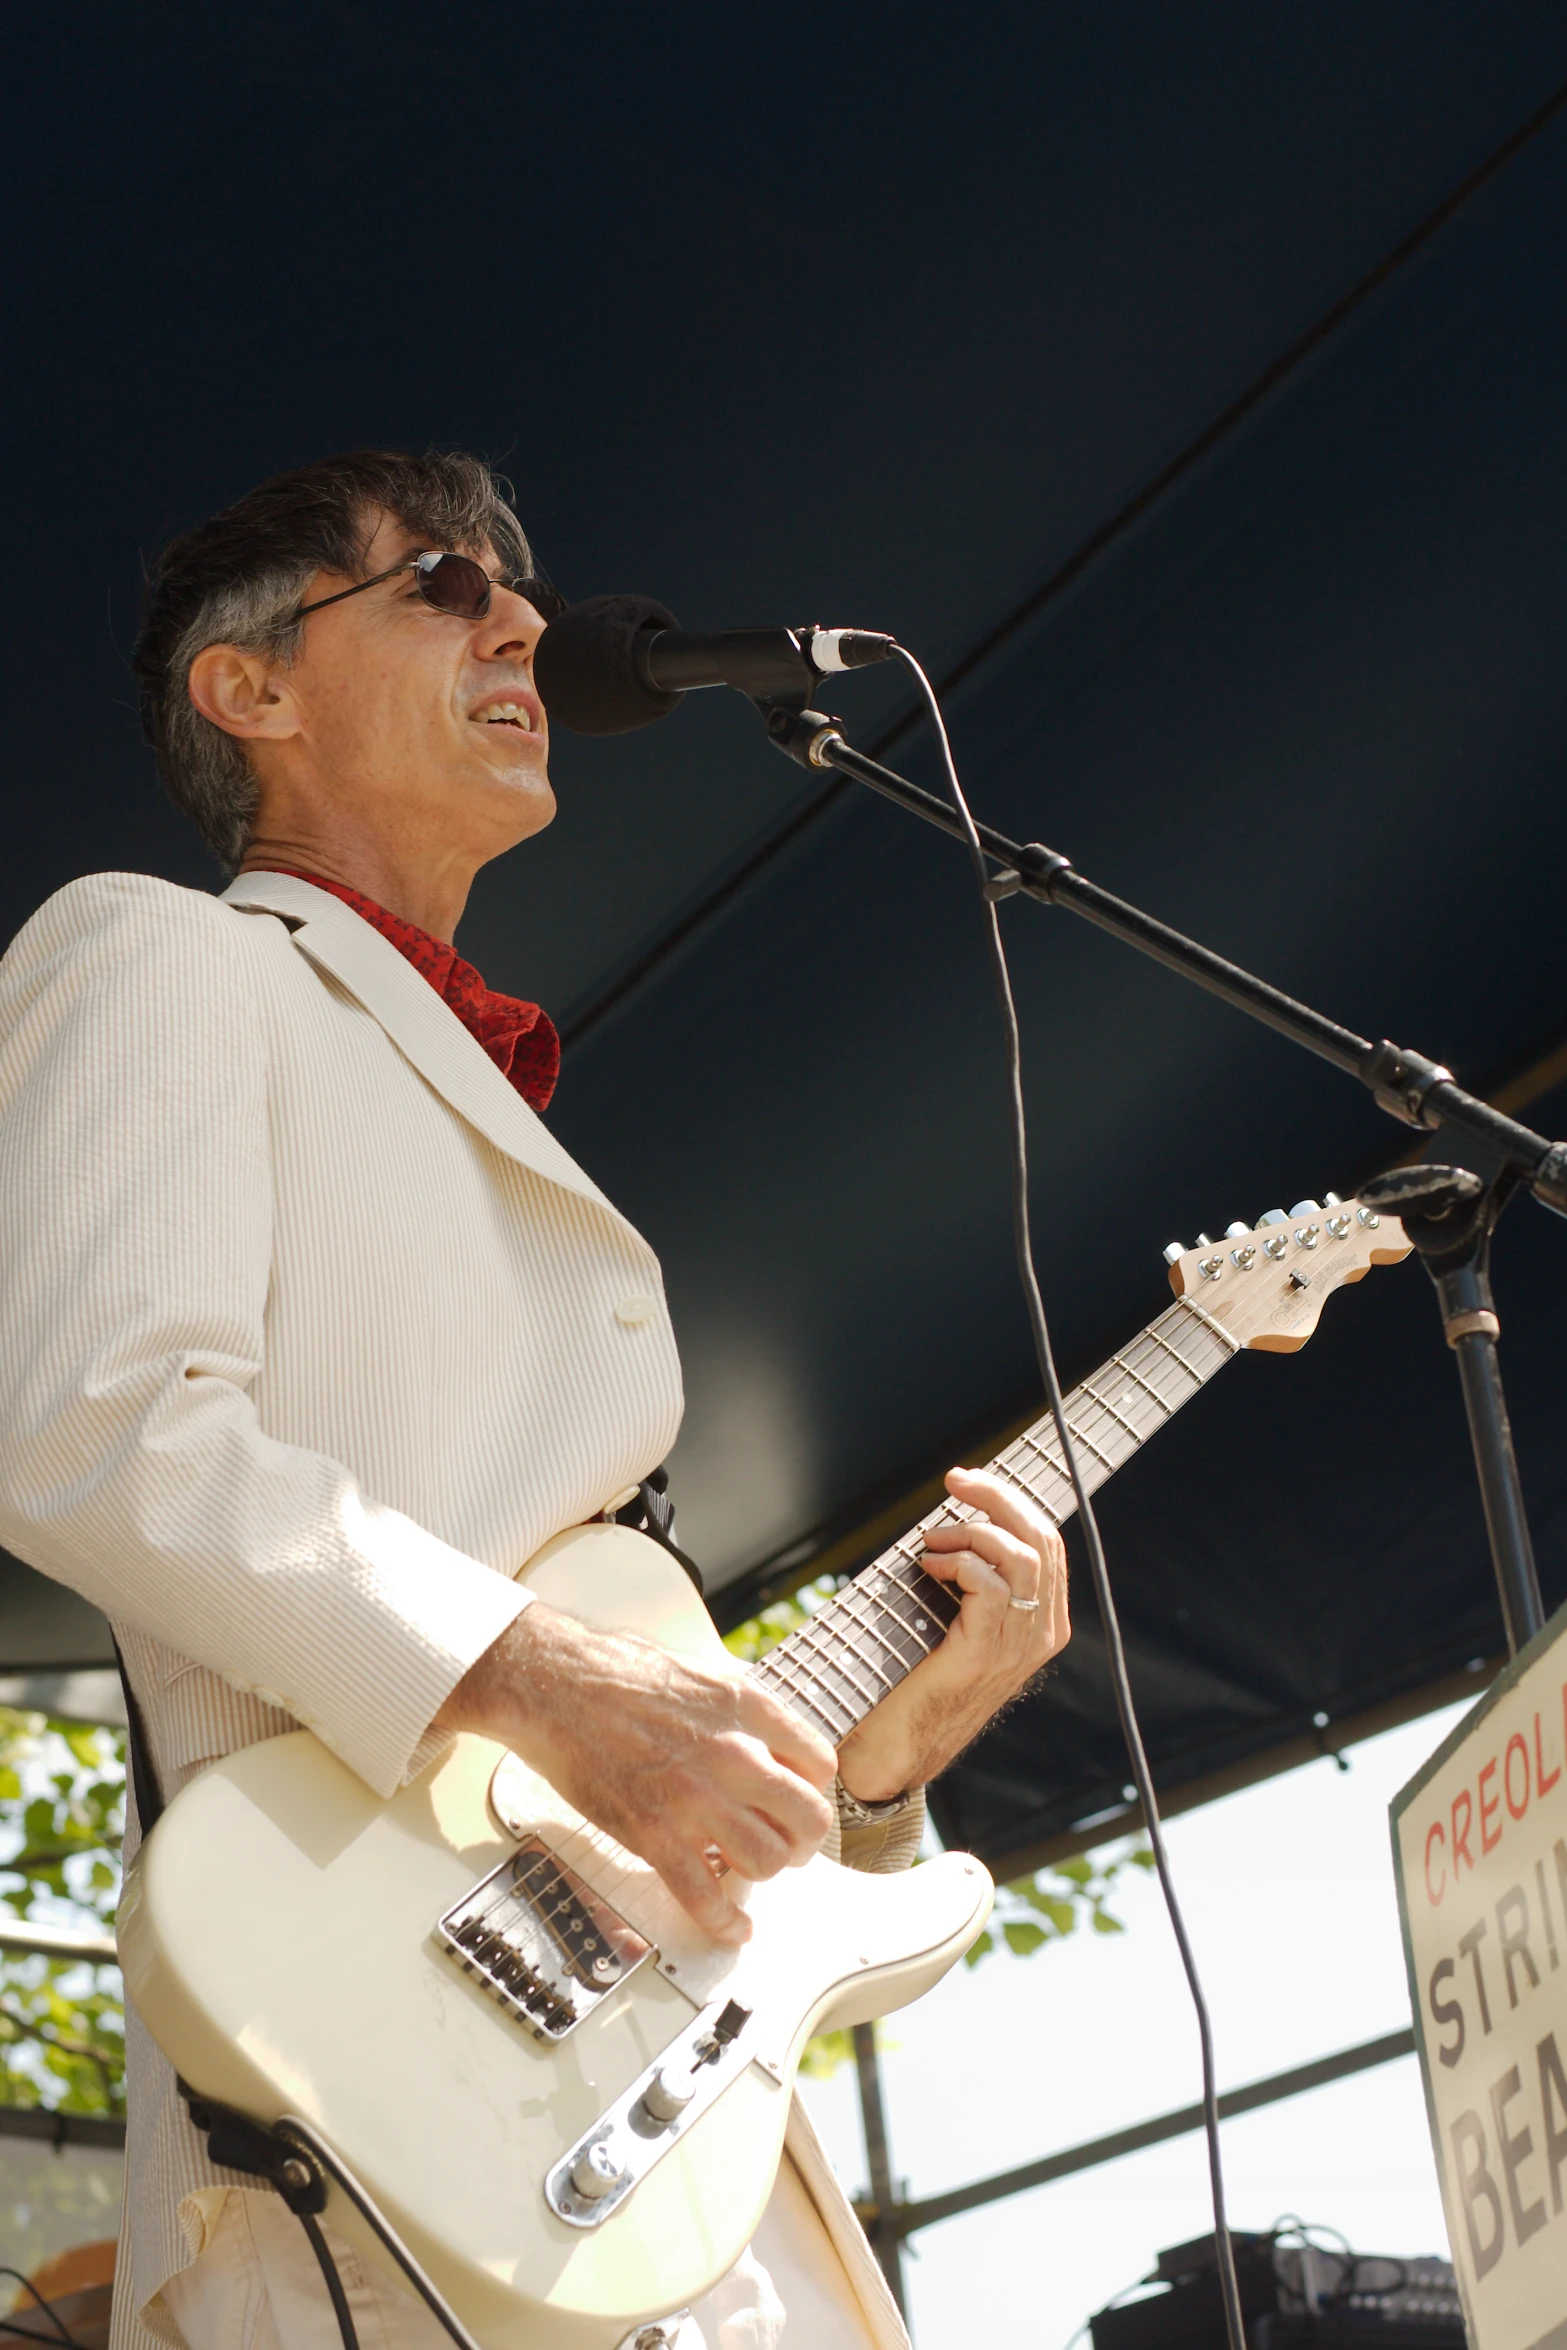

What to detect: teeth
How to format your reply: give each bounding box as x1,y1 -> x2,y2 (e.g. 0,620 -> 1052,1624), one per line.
479,702 -> 533,730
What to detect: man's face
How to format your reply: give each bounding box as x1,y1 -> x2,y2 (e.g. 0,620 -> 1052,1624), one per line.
275,506 -> 556,856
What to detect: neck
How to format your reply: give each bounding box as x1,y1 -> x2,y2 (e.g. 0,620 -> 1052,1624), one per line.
751,1291 -> 1241,1748
238,831 -> 478,943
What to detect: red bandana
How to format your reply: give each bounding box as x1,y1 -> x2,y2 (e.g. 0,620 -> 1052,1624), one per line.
254,871 -> 560,1113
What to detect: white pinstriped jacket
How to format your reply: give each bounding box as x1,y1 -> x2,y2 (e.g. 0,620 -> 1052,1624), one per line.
0,870 -> 910,2350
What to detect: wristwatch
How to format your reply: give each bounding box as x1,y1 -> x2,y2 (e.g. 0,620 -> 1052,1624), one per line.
834,1779 -> 915,1827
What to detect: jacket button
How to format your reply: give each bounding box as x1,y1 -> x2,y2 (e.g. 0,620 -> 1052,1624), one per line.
615,1293 -> 659,1326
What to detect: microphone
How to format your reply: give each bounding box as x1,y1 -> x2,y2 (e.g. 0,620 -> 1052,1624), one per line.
533,593 -> 896,736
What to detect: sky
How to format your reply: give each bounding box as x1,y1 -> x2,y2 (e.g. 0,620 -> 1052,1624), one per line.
799,1703 -> 1467,2349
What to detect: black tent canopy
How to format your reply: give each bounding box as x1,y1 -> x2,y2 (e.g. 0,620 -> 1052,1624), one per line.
5,5 -> 1567,1873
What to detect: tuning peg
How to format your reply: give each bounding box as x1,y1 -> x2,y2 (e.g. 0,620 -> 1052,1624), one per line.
1289,1199 -> 1322,1218
1255,1209 -> 1288,1227
1195,1232 -> 1213,1246
1223,1222 -> 1250,1239
1162,1241 -> 1186,1266
1323,1191 -> 1342,1208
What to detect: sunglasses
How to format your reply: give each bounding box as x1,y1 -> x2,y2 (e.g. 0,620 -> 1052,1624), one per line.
296,549 -> 566,624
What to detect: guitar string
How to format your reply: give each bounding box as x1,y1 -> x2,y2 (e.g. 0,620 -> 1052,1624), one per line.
756,1301 -> 1227,1732
488,1302 -> 1241,1957
481,1275 -> 1286,1984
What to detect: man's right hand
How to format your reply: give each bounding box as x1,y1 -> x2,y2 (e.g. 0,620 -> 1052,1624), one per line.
435,1603 -> 838,1947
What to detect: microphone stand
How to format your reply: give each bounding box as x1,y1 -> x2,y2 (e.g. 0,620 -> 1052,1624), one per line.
760,699 -> 1555,1657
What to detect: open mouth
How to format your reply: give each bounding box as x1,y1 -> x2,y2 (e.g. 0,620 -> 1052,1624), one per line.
474,701 -> 536,732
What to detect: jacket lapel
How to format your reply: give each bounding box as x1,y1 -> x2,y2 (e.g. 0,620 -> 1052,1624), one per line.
220,872 -> 620,1223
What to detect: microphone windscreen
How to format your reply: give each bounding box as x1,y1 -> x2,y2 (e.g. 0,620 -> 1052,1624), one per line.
534,594 -> 683,735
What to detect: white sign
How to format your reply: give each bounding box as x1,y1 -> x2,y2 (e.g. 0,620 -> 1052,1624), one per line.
1393,1601 -> 1567,2350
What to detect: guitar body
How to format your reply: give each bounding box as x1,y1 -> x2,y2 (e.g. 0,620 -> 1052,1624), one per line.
117,1524 -> 993,2348
117,1197 -> 1408,2346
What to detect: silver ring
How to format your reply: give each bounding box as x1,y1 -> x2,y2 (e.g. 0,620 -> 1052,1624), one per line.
1008,1596 -> 1041,1612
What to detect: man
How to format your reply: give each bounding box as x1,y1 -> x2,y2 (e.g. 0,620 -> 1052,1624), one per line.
0,450 -> 1068,2350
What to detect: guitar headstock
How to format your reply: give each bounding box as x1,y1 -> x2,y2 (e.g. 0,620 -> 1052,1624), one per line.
1164,1193 -> 1411,1353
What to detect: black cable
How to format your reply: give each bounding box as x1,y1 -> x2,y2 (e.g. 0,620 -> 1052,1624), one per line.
890,646 -> 1250,2350
0,2272 -> 82,2350
297,2212 -> 361,2350
275,2118 -> 487,2350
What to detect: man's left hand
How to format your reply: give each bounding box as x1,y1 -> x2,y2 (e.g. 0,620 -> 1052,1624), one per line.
834,1464 -> 1070,1803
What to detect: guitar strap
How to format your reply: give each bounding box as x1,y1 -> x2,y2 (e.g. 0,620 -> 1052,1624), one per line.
112,1636 -> 164,1836
614,1465 -> 704,1593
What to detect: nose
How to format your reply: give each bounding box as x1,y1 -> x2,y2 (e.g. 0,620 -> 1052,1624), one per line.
477,583 -> 548,664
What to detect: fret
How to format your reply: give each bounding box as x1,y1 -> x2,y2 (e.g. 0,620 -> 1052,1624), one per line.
1144,1326 -> 1206,1384
813,1595 -> 899,1694
790,1635 -> 865,1729
1018,1428 -> 1070,1485
855,1569 -> 943,1664
757,1640 -> 832,1717
753,1277 -> 1247,1739
795,1620 -> 881,1712
1078,1380 -> 1143,1444
760,1642 -> 854,1738
992,1457 -> 1056,1514
757,1656 -> 839,1746
1108,1352 -> 1173,1413
1170,1295 -> 1242,1356
1063,1418 -> 1115,1472
869,1569 -> 958,1644
880,1561 -> 960,1640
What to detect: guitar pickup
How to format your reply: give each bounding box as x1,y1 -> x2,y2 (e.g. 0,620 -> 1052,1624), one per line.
436,1839 -> 649,2040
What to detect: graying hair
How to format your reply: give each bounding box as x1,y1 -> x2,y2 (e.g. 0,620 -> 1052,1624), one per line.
134,450 -> 536,872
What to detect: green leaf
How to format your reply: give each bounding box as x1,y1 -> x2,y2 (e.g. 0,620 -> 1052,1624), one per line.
1001,1921 -> 1048,1956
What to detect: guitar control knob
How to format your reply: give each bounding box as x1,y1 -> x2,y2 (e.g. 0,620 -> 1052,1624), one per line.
571,2139 -> 628,2200
639,2065 -> 697,2127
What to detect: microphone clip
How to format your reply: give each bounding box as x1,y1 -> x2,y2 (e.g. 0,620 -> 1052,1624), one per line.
760,702 -> 845,770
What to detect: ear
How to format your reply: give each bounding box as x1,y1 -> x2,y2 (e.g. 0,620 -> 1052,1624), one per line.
187,642 -> 302,742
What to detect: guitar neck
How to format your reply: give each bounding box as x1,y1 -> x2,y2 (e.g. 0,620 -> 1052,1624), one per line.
752,1291 -> 1241,1747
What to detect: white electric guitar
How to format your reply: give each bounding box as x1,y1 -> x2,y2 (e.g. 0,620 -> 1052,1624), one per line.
117,1195 -> 1408,2348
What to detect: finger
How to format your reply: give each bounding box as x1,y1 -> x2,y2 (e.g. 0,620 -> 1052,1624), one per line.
706,1800 -> 796,1882
924,1517 -> 1041,1592
917,1544 -> 1011,1604
656,1840 -> 753,1947
722,1743 -> 836,1858
945,1464 -> 1058,1552
738,1682 -> 839,1786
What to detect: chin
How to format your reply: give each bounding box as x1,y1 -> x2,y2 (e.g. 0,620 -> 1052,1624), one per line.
481,758 -> 556,837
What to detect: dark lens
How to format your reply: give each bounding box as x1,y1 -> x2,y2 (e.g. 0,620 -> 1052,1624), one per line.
508,575 -> 567,623
415,551 -> 494,619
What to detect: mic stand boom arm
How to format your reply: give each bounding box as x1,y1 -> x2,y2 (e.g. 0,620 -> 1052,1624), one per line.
761,699 -> 1557,1655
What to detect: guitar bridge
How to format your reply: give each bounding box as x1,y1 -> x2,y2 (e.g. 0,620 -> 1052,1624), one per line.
436,1840 -> 649,2040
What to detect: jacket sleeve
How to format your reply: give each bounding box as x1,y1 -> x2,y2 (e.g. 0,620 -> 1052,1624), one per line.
0,874 -> 529,1797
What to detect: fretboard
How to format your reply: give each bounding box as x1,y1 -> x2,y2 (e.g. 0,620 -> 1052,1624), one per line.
751,1291 -> 1241,1747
